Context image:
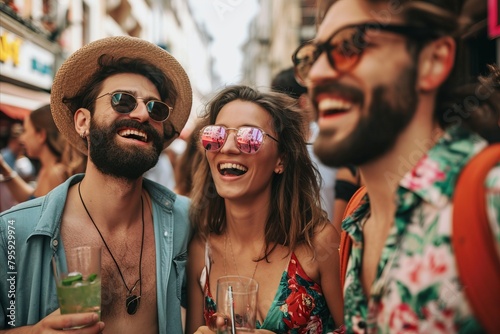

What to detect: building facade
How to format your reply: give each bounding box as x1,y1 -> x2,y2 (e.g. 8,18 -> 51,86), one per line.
241,0 -> 315,89
241,0 -> 499,88
0,0 -> 214,148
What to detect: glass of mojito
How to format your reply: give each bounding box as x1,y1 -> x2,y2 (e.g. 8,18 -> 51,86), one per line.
52,246 -> 101,319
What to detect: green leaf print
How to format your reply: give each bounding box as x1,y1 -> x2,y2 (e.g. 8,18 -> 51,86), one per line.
415,285 -> 439,317
396,281 -> 412,303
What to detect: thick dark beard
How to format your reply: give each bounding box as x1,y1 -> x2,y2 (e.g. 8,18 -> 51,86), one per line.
88,118 -> 164,180
314,65 -> 418,167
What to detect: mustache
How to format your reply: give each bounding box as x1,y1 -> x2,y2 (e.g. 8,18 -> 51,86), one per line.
110,119 -> 163,145
310,81 -> 364,105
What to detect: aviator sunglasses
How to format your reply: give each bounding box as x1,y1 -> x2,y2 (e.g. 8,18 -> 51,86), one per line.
95,91 -> 172,122
200,125 -> 279,154
292,22 -> 440,85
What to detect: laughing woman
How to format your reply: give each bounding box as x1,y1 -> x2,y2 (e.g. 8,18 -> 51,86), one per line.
186,85 -> 344,334
0,105 -> 86,204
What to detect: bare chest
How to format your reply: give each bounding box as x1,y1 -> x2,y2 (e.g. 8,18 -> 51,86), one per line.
61,216 -> 158,332
361,217 -> 392,296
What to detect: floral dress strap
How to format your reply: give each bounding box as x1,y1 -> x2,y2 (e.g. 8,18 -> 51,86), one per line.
199,239 -> 211,290
201,238 -> 217,326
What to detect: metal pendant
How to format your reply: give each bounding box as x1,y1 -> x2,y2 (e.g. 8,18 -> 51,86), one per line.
126,295 -> 140,315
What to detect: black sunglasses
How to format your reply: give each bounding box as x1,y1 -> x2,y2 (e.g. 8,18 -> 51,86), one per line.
200,125 -> 279,154
292,22 -> 440,85
95,91 -> 172,122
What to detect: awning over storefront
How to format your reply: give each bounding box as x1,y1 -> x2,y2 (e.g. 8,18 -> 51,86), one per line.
0,82 -> 50,120
0,104 -> 30,120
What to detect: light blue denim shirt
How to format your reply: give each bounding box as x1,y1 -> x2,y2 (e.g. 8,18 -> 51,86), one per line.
0,174 -> 191,333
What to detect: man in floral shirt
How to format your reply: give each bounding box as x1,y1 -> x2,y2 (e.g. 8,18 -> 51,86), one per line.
291,0 -> 499,332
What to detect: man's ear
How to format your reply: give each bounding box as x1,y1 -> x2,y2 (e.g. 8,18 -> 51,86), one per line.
417,36 -> 456,92
74,108 -> 91,137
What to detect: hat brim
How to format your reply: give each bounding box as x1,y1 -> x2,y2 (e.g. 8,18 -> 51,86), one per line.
51,36 -> 192,155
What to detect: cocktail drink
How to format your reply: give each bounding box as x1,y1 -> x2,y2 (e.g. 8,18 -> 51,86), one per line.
52,246 -> 101,319
56,273 -> 101,316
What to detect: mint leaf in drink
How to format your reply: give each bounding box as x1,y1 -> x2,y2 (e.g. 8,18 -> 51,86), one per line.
62,272 -> 83,286
87,273 -> 98,282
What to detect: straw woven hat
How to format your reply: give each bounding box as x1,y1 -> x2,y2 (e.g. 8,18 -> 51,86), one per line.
51,36 -> 192,155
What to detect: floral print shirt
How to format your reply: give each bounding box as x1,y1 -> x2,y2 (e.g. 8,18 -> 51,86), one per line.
202,251 -> 336,333
342,126 -> 500,334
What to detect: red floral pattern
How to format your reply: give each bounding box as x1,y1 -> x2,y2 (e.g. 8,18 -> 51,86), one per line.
341,126 -> 498,333
202,253 -> 337,333
389,304 -> 419,334
284,258 -> 317,330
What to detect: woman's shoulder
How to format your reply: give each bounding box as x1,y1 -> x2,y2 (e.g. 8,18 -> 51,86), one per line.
313,221 -> 340,244
295,222 -> 338,255
311,222 -> 341,264
48,163 -> 69,181
189,233 -> 223,257
34,163 -> 68,197
291,223 -> 335,280
189,233 -> 206,253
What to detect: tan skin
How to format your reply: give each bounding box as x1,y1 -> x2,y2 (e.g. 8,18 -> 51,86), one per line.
308,0 -> 455,296
0,311 -> 102,334
32,165 -> 66,198
0,117 -> 67,203
20,116 -> 67,198
66,73 -> 160,333
186,100 -> 343,333
189,226 -> 342,334
0,73 -> 167,333
60,181 -> 157,333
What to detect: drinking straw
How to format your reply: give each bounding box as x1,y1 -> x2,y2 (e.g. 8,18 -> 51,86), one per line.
228,285 -> 236,334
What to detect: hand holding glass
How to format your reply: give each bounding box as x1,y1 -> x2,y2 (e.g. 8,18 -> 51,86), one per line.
52,246 -> 101,318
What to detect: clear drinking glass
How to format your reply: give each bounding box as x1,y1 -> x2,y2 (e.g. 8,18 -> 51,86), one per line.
52,246 -> 101,318
216,275 -> 259,333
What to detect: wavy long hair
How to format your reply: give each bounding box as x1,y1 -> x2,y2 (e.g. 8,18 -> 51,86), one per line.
190,85 -> 327,259
29,104 -> 65,159
29,104 -> 87,176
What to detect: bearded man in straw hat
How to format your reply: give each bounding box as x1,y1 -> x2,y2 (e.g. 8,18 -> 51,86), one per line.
0,36 -> 193,333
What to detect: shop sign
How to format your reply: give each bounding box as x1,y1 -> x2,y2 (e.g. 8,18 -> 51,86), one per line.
0,27 -> 54,90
